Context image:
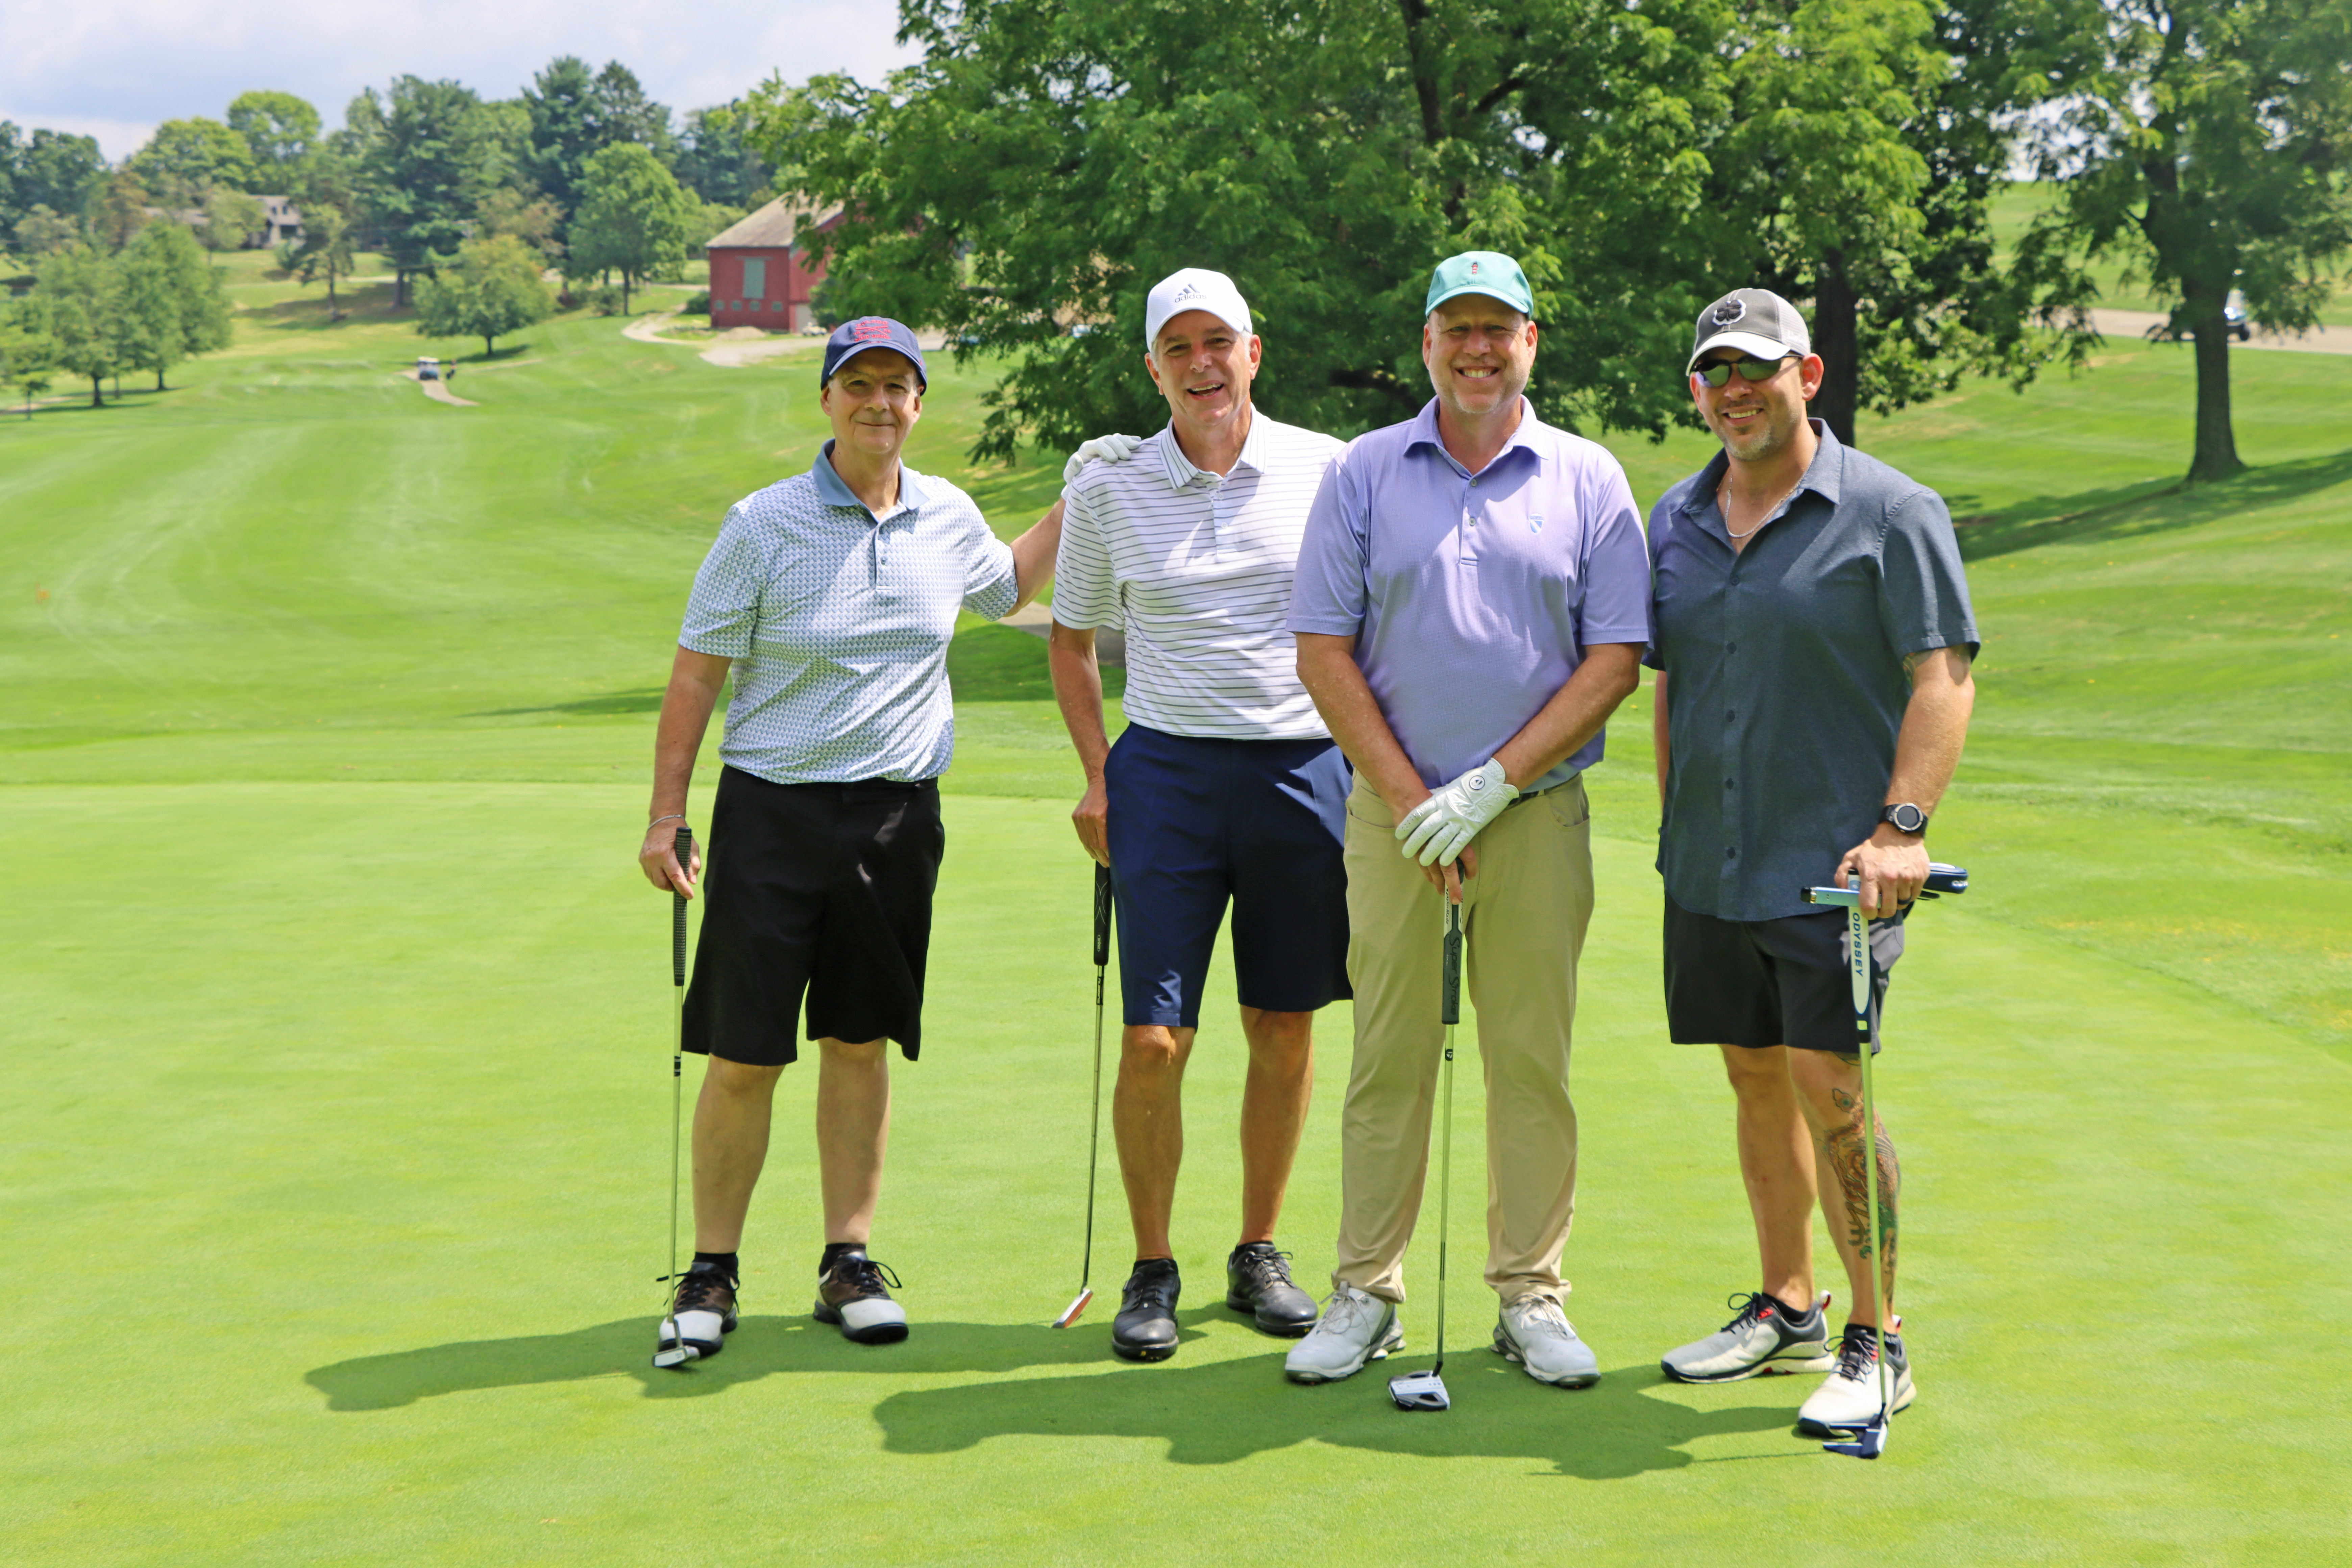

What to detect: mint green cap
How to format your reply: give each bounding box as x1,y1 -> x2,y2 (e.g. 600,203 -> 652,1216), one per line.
1425,251 -> 1534,317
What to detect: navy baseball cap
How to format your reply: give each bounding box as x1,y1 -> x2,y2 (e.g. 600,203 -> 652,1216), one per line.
822,317 -> 928,389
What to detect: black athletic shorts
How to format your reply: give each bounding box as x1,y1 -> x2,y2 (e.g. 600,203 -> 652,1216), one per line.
682,766 -> 944,1066
1662,893 -> 1906,1054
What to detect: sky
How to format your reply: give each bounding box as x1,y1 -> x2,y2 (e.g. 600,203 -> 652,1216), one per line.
0,0 -> 922,161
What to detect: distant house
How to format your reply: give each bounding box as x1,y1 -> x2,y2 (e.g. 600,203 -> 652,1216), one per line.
705,200 -> 845,334
257,197 -> 303,247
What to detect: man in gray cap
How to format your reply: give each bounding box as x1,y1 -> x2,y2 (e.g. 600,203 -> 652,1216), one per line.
1645,287 -> 1977,1436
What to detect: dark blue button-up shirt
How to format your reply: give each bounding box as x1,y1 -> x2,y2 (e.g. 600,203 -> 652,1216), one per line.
1645,422 -> 1979,921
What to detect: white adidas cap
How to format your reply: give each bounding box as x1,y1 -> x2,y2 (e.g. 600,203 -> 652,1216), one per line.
1144,268 -> 1253,349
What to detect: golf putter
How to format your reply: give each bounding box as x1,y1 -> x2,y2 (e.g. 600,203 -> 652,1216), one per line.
1054,862 -> 1115,1327
1391,897 -> 1463,1413
1802,862 -> 1966,1455
654,826 -> 698,1369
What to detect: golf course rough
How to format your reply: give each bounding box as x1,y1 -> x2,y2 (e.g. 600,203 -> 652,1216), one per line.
1,253 -> 2345,1565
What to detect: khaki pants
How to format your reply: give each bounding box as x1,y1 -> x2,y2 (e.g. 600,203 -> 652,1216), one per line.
1334,774 -> 1593,1306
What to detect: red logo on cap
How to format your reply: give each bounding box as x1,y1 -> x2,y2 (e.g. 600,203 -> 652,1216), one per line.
849,317 -> 896,343
1469,261 -> 1479,274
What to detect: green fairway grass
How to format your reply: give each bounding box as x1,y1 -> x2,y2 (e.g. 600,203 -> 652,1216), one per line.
2,259 -> 2345,1563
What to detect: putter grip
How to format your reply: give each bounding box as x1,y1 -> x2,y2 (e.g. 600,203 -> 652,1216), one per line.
1092,862 -> 1113,968
671,826 -> 692,987
1441,906 -> 1461,1026
1925,863 -> 1967,896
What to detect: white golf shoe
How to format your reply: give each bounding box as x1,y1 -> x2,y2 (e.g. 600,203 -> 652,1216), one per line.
1796,1324 -> 1915,1435
1283,1283 -> 1403,1384
1491,1293 -> 1601,1388
813,1252 -> 909,1345
1660,1291 -> 1835,1383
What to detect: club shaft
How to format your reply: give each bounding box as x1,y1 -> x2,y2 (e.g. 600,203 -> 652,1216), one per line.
668,826 -> 692,1310
1853,904 -> 1891,1421
1080,961 -> 1104,1289
1434,899 -> 1462,1375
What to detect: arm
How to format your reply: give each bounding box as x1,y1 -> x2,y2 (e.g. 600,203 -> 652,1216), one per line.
1837,645 -> 1976,918
1048,621 -> 1112,866
1652,671 -> 1670,805
1007,497 -> 1066,611
1490,644 -> 1644,790
638,646 -> 733,896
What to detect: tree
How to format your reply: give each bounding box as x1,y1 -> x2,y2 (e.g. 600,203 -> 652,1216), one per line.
2,124 -> 106,230
2031,0 -> 2352,482
227,91 -> 322,176
359,77 -> 504,303
756,0 -> 1729,460
201,188 -> 268,251
0,298 -> 58,417
118,222 -> 231,389
95,168 -> 152,251
290,203 -> 359,317
34,245 -> 123,406
673,104 -> 772,206
568,143 -> 693,314
129,118 -> 260,206
413,233 -> 556,355
525,58 -> 676,232
12,203 -> 80,256
475,187 -> 564,264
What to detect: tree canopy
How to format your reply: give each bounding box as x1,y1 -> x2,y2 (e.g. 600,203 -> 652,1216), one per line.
2031,0 -> 2352,481
568,142 -> 693,313
359,77 -> 506,300
525,58 -> 674,230
414,233 -> 557,356
128,118 -> 260,205
227,91 -> 322,177
1,124 -> 106,231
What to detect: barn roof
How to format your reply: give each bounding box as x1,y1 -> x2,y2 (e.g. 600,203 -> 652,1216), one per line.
708,199 -> 844,250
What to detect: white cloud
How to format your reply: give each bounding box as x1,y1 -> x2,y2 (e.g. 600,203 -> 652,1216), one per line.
0,0 -> 918,160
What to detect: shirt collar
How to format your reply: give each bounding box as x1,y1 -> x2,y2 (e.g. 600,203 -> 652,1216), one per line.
813,438 -> 930,516
1683,418 -> 1844,513
1152,409 -> 1268,490
1402,396 -> 1545,476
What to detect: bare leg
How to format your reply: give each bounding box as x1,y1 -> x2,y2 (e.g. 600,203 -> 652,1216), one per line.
1236,1007 -> 1314,1245
1789,1048 -> 1900,1327
1114,1024 -> 1196,1259
816,1036 -> 891,1246
1720,1044 -> 1819,1310
692,1054 -> 784,1253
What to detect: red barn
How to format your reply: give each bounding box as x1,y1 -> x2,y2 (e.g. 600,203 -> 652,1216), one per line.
705,201 -> 845,333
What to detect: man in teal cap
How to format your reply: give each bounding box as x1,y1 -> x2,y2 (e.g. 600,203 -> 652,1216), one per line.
1281,251 -> 1652,1387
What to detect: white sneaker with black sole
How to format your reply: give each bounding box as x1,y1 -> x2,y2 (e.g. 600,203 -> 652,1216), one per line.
1283,1284 -> 1403,1384
813,1252 -> 909,1344
1660,1291 -> 1835,1383
1491,1293 -> 1601,1388
1796,1324 -> 1915,1435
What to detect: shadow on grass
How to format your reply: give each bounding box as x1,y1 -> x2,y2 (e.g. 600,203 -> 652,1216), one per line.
306,1313 -> 1811,1478
305,1313 -> 1197,1410
1956,449 -> 2352,560
465,687 -> 665,718
871,1353 -> 1805,1479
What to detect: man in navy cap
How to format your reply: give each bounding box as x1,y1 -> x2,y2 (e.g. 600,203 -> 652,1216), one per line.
635,317 -> 1068,1363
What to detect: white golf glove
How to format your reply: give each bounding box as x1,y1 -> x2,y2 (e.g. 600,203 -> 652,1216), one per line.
1395,759 -> 1518,867
1062,432 -> 1142,484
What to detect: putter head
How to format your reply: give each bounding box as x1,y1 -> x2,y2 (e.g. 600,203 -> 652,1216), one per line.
1821,1414 -> 1888,1459
1051,1287 -> 1093,1329
652,1318 -> 700,1369
1388,1369 -> 1449,1411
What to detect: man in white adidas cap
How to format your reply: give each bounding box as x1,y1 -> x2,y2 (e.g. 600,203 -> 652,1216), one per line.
1048,268 -> 1351,1362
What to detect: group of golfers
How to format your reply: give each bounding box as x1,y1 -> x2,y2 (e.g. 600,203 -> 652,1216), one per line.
635,251 -> 1978,1437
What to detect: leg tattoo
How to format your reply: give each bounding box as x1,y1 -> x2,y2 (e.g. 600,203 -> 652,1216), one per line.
1824,1087 -> 1900,1288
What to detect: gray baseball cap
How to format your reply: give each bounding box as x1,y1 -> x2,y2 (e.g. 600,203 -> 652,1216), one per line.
1687,289 -> 1811,374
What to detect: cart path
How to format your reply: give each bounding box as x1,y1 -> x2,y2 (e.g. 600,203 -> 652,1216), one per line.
1001,599 -> 1125,667
400,369 -> 477,407
621,312 -> 945,368
2090,308 -> 2352,355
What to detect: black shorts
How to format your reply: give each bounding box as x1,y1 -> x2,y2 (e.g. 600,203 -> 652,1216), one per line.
1662,893 -> 1906,1054
682,766 -> 944,1066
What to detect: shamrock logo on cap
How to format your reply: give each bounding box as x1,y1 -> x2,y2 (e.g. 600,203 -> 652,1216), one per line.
1708,297 -> 1747,327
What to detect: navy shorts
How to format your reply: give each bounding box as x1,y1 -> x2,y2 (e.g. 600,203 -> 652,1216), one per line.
1662,893 -> 1906,1054
1103,724 -> 1352,1029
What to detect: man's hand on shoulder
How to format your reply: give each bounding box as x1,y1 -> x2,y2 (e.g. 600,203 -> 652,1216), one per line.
1837,828 -> 1930,920
1062,433 -> 1143,485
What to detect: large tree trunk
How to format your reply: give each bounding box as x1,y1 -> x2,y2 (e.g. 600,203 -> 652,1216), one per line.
89,375 -> 103,407
1813,259 -> 1860,448
2183,284 -> 2243,483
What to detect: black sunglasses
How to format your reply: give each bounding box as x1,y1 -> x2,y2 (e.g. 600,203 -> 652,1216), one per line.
1693,355 -> 1796,388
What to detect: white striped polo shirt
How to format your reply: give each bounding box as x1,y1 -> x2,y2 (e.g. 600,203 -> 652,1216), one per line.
1053,412 -> 1344,739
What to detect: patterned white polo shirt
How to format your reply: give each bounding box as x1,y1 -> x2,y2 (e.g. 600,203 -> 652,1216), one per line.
1053,412 -> 1343,739
680,441 -> 1018,783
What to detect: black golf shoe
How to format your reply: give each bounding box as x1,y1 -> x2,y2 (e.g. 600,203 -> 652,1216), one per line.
813,1250 -> 909,1344
1225,1242 -> 1318,1337
1111,1257 -> 1181,1362
658,1261 -> 739,1363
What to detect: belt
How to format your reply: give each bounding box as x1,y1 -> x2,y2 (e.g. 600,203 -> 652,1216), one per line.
1505,773 -> 1581,809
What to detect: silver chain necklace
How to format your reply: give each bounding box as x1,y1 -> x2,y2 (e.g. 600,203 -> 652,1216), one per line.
1718,476 -> 1794,540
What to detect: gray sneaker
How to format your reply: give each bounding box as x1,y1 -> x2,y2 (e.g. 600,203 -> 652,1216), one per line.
1283,1284 -> 1403,1384
1661,1291 -> 1834,1383
1492,1293 -> 1601,1388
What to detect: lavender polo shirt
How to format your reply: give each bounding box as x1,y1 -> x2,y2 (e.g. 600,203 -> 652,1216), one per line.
1287,398 -> 1653,791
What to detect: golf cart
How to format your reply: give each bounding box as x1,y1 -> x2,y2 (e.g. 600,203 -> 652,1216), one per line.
2223,290 -> 2252,343
416,357 -> 441,381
